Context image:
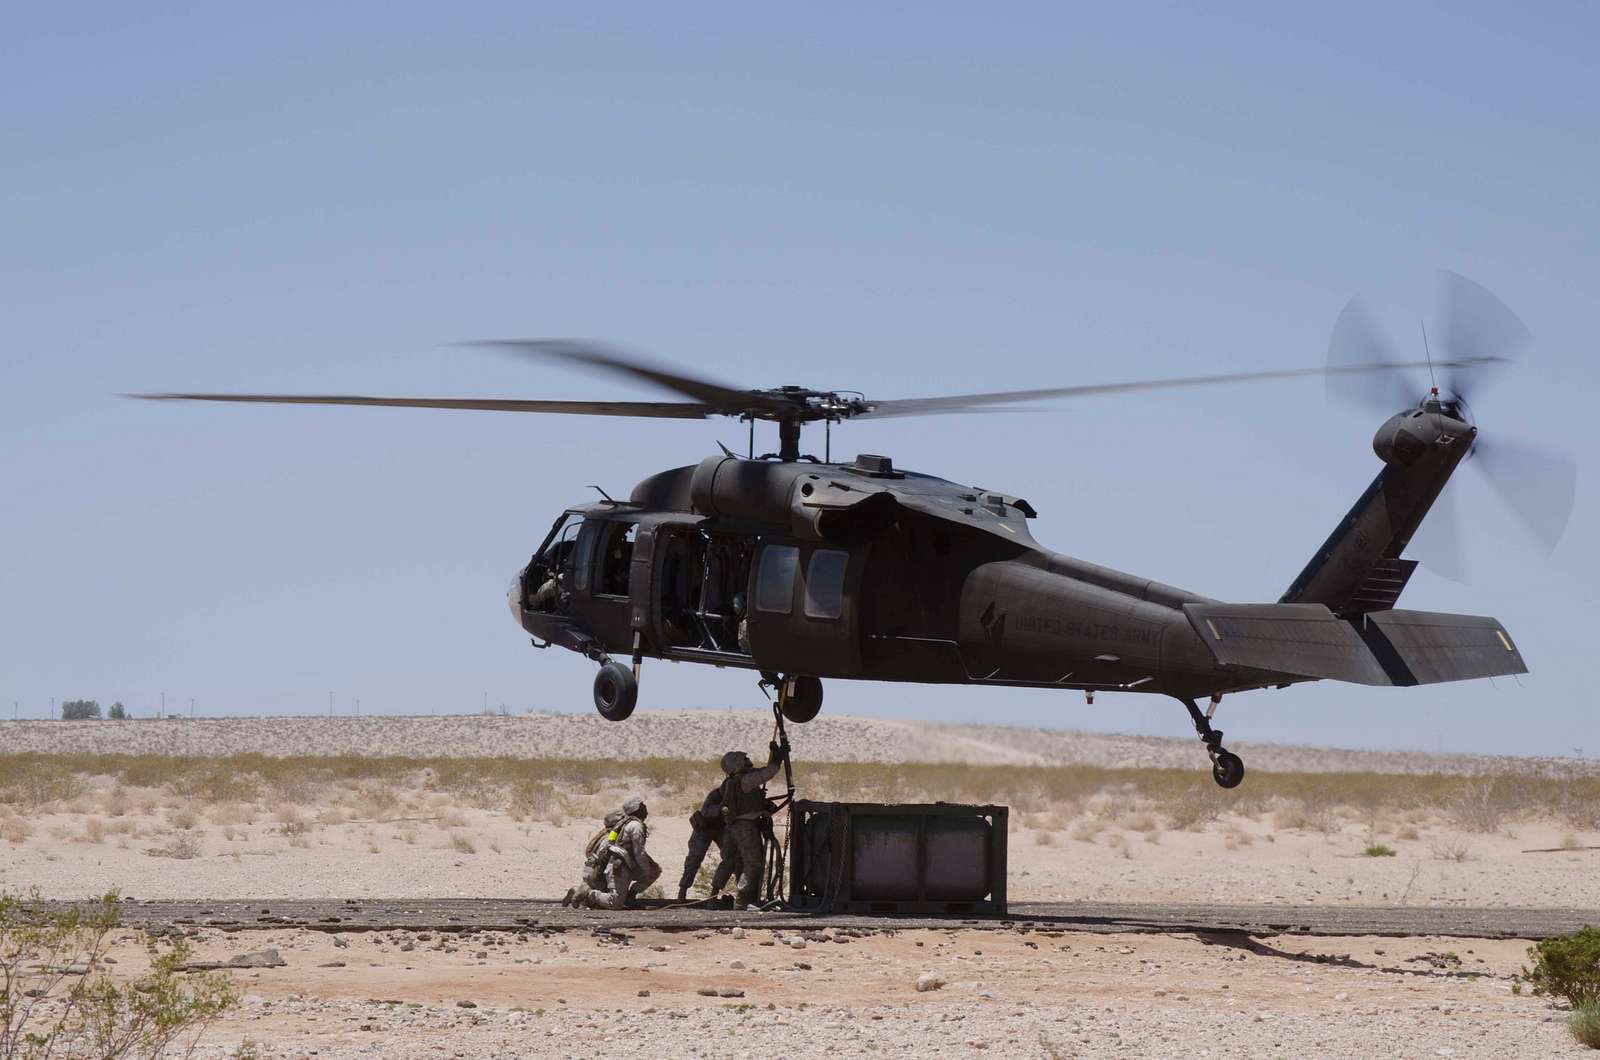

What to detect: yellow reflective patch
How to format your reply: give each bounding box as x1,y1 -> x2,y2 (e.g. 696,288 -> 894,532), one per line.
1205,619 -> 1222,641
608,831 -> 619,842
1496,630 -> 1514,652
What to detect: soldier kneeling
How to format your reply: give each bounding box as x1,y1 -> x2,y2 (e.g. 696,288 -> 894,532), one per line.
572,796 -> 660,910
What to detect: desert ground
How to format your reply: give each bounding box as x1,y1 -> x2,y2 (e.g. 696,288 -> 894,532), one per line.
2,711 -> 1597,1057
24,922 -> 1590,1059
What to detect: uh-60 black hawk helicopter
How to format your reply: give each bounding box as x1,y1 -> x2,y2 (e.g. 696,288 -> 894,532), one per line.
139,273 -> 1574,788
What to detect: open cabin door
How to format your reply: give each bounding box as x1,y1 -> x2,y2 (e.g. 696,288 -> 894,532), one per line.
649,524 -> 756,661
747,540 -> 864,678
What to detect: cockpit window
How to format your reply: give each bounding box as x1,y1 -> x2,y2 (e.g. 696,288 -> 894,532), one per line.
596,521 -> 638,597
526,513 -> 582,614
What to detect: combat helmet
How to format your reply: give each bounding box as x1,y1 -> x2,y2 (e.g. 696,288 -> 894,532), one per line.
720,750 -> 753,775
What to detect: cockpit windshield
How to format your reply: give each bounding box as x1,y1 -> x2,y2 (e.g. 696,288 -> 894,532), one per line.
525,512 -> 582,614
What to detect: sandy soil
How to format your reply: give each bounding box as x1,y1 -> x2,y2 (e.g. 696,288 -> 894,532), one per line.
5,793 -> 1597,909
39,923 -> 1588,1059
5,715 -> 1597,1056
5,712 -> 1596,776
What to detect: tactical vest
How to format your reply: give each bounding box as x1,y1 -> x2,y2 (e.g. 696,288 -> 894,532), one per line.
720,771 -> 768,820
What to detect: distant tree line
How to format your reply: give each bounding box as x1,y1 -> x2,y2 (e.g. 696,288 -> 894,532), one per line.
59,700 -> 129,720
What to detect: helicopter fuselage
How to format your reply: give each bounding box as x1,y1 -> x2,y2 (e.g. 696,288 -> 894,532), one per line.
510,452 -> 1276,703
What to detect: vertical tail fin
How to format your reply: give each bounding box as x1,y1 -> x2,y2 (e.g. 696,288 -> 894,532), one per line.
1281,409 -> 1474,615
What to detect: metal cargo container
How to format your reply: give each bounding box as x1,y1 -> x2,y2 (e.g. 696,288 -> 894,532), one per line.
788,800 -> 1007,914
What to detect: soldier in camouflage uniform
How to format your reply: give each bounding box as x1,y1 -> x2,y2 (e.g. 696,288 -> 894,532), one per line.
577,796 -> 660,910
676,785 -> 741,901
561,809 -> 624,908
719,743 -> 787,911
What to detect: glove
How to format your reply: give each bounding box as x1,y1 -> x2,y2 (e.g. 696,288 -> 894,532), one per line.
769,740 -> 784,763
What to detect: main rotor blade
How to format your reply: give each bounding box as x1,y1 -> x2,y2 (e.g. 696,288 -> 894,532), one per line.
127,393 -> 714,418
1472,437 -> 1577,553
1435,271 -> 1529,401
856,359 -> 1486,419
462,339 -> 780,413
1325,297 -> 1421,414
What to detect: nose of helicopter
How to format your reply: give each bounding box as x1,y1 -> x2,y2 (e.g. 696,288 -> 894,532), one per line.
507,568 -> 526,624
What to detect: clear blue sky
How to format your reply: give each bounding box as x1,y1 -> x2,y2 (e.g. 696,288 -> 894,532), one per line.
4,2 -> 1596,755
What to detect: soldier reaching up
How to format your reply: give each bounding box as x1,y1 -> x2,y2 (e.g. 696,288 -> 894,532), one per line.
719,742 -> 787,911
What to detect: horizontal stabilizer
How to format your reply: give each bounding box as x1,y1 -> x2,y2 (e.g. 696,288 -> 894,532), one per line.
1183,603 -> 1392,685
1359,610 -> 1527,686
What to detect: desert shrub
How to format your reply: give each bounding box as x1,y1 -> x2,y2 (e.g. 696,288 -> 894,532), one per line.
1571,1000 -> 1600,1050
1523,926 -> 1600,1006
1449,779 -> 1507,834
1361,842 -> 1397,857
147,833 -> 202,860
449,833 -> 477,854
61,700 -> 101,721
1429,833 -> 1473,862
170,766 -> 260,805
0,890 -> 239,1058
0,757 -> 88,811
1275,798 -> 1338,835
1560,794 -> 1600,833
507,779 -> 561,823
428,760 -> 506,810
350,782 -> 401,820
1161,783 -> 1225,831
274,810 -> 310,837
631,757 -> 700,793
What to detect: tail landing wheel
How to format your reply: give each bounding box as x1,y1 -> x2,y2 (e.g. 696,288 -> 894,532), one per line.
1179,695 -> 1245,789
1212,750 -> 1245,789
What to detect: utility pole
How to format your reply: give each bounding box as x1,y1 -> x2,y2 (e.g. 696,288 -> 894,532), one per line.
189,697 -> 195,719
356,698 -> 361,716
51,697 -> 56,718
161,692 -> 166,719
329,691 -> 334,716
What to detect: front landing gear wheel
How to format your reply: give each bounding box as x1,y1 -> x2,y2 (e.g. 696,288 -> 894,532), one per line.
1211,750 -> 1244,789
593,661 -> 637,721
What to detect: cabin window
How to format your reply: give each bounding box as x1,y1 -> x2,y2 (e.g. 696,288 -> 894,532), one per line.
803,549 -> 849,620
595,521 -> 638,597
755,545 -> 799,614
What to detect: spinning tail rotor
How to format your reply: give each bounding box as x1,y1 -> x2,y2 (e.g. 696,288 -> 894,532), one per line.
1326,271 -> 1576,577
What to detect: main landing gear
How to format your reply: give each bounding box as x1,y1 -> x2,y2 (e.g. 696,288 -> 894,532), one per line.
771,674 -> 823,724
592,660 -> 638,721
759,672 -> 823,723
1181,694 -> 1244,789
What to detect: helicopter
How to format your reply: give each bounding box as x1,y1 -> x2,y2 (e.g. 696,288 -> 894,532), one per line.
136,273 -> 1574,788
